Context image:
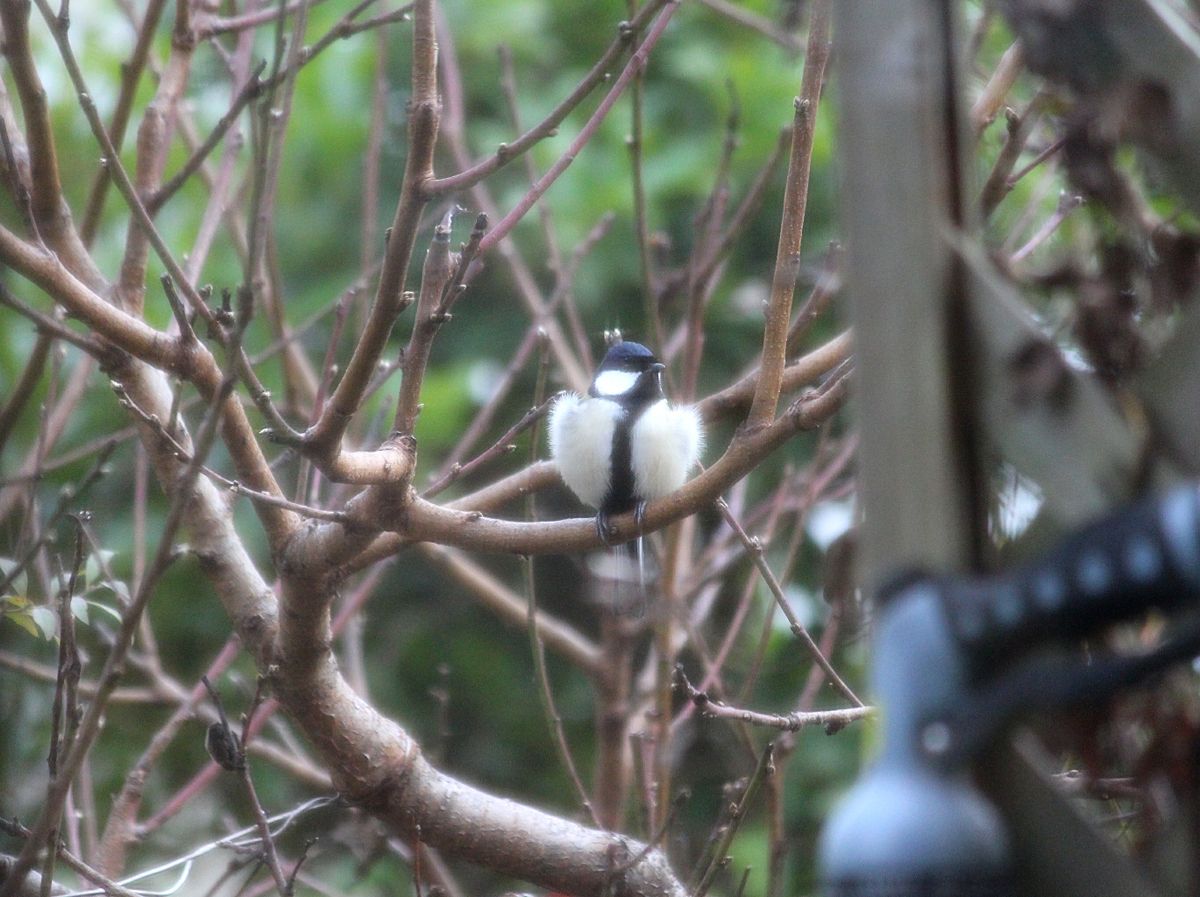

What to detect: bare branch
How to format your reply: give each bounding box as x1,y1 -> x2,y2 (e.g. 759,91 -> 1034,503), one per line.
0,330 -> 50,452
677,669 -> 872,733
394,214 -> 460,436
694,0 -> 800,54
428,0 -> 669,195
0,0 -> 70,245
479,2 -> 681,253
746,0 -> 831,430
397,374 -> 849,556
302,0 -> 439,461
418,544 -> 601,674
714,494 -> 862,707
79,0 -> 167,244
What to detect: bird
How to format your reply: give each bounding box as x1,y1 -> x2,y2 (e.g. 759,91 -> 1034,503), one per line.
548,340 -> 703,600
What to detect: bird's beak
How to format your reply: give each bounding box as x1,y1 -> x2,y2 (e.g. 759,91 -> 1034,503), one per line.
648,362 -> 666,393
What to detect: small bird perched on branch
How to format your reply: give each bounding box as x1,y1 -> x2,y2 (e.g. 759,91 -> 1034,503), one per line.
549,339 -> 704,604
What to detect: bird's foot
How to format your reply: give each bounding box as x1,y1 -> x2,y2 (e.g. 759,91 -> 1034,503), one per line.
634,500 -> 648,536
595,511 -> 616,546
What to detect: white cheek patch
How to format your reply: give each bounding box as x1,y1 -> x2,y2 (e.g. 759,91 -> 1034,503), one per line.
592,369 -> 640,397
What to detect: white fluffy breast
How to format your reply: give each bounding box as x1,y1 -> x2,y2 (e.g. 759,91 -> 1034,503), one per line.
630,400 -> 704,501
548,392 -> 623,509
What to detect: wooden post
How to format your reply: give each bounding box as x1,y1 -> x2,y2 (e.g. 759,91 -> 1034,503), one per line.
835,0 -> 980,589
834,3 -> 1169,896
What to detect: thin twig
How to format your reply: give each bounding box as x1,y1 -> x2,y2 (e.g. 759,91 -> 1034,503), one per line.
39,519 -> 86,897
110,381 -> 349,523
677,668 -> 872,733
694,0 -> 800,53
423,394 -> 557,498
79,0 -> 167,243
0,288 -> 108,360
713,493 -> 862,707
1010,191 -> 1085,264
625,0 -> 662,353
1007,135 -> 1066,189
0,444 -> 115,597
980,93 -> 1047,219
691,741 -> 775,897
524,337 -> 602,827
478,2 -> 681,253
302,0 -> 438,459
785,242 -> 841,357
0,330 -> 50,453
428,0 -> 669,195
394,211 -> 485,436
746,0 -> 830,430
148,61 -> 268,213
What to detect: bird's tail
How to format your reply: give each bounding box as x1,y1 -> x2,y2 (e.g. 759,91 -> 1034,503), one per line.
614,537 -> 647,618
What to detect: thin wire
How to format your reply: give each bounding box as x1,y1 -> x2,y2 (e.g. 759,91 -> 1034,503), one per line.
58,796 -> 336,897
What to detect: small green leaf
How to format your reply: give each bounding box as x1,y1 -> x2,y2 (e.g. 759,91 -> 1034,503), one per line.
4,610 -> 40,638
0,556 -> 28,598
49,573 -> 68,599
30,606 -> 58,641
71,595 -> 90,624
94,581 -> 131,605
84,549 -> 115,587
86,600 -> 123,624
2,593 -> 31,610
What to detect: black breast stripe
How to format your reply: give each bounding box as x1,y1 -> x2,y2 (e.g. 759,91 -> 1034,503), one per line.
604,411 -> 635,517
603,399 -> 656,517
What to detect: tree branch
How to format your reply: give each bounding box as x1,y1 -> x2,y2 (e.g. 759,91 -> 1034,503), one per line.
398,373 -> 848,556
746,0 -> 831,430
301,0 -> 439,462
427,0 -> 668,195
478,1 -> 681,254
0,0 -> 96,280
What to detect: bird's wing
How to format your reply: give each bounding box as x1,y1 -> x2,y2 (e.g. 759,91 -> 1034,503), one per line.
548,393 -> 621,509
629,402 -> 705,501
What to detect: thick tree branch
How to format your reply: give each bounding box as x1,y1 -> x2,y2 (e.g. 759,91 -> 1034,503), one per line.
0,224 -> 296,545
0,0 -> 64,235
273,571 -> 686,897
0,0 -> 96,280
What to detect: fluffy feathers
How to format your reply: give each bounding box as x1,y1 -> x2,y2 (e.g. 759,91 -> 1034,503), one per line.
548,393 -> 622,509
549,392 -> 703,512
630,399 -> 704,501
